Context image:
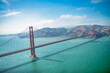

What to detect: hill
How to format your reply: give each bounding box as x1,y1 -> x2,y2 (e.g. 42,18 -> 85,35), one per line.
19,25 -> 110,38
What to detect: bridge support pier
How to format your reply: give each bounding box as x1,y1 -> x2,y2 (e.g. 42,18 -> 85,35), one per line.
29,26 -> 37,59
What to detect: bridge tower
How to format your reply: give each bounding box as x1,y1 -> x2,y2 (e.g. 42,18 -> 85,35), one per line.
92,25 -> 96,38
29,26 -> 37,58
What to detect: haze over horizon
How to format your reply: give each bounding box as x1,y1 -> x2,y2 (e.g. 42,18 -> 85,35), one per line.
0,0 -> 110,34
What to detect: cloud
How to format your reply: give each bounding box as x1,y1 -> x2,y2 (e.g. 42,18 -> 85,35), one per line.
76,7 -> 89,10
60,14 -> 87,20
0,11 -> 21,17
91,0 -> 106,3
1,13 -> 109,34
1,0 -> 9,5
35,14 -> 88,29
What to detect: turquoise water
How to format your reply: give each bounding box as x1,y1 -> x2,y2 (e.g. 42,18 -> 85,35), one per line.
0,36 -> 110,73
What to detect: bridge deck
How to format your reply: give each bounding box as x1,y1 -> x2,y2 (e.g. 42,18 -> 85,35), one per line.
0,35 -> 86,57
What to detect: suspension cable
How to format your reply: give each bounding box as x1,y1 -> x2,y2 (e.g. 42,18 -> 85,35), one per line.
0,27 -> 28,47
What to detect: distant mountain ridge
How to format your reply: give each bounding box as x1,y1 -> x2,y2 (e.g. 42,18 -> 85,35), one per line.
19,25 -> 110,38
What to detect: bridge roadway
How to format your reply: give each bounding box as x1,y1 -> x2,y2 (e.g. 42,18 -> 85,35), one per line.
0,35 -> 92,57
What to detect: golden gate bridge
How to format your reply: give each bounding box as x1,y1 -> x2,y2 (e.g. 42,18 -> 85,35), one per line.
0,25 -> 96,58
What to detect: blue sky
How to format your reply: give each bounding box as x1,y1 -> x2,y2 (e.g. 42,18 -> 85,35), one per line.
0,0 -> 110,34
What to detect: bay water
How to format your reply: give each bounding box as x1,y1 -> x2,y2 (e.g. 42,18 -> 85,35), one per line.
0,36 -> 110,73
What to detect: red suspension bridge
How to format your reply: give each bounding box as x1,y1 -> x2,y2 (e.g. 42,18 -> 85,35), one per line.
0,25 -> 96,58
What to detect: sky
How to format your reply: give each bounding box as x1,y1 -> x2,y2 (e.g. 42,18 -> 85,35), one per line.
0,0 -> 110,34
